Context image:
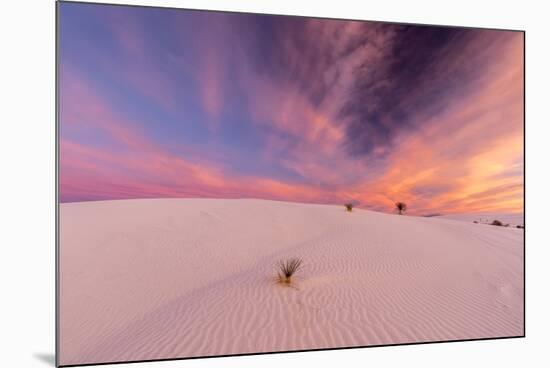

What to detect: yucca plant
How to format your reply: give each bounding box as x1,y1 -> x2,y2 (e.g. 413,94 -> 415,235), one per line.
395,202 -> 407,215
277,258 -> 303,285
345,203 -> 353,212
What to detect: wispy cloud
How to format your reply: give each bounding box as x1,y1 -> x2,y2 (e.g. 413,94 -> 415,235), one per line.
59,3 -> 523,214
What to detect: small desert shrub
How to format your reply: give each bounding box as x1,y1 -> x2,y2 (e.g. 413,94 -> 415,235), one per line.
345,203 -> 353,212
277,258 -> 303,285
491,220 -> 503,226
473,220 -> 478,224
517,225 -> 524,229
395,202 -> 407,215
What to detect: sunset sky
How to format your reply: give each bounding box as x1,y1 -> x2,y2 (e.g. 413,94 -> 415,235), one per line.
59,2 -> 524,215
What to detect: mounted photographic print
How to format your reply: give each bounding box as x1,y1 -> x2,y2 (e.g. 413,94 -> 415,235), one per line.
56,1 -> 525,366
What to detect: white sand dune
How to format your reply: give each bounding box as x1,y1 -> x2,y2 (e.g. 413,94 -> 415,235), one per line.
436,213 -> 524,227
59,198 -> 524,366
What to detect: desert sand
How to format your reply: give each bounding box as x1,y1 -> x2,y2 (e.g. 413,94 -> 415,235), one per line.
59,198 -> 524,365
436,213 -> 524,227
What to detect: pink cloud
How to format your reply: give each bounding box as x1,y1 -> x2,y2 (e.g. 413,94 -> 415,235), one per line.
60,26 -> 523,216
197,48 -> 224,130
344,33 -> 524,214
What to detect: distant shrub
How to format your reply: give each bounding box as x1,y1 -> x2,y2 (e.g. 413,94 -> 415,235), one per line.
345,203 -> 353,212
491,220 -> 504,226
473,220 -> 478,224
517,225 -> 524,229
277,258 -> 303,286
395,202 -> 407,215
